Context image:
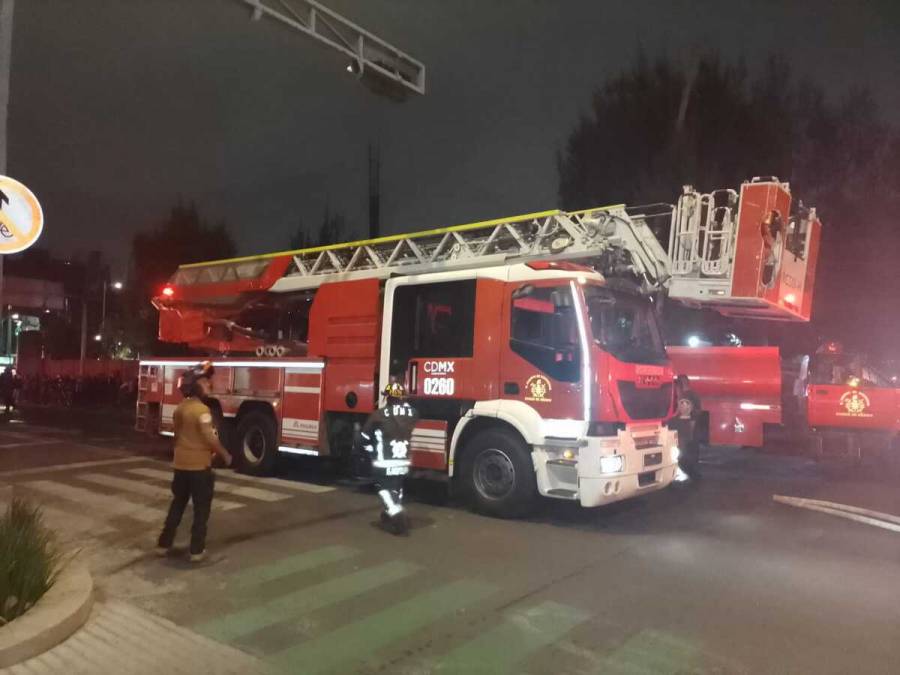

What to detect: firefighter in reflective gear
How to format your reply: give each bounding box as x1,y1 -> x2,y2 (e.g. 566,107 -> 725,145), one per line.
359,381 -> 419,534
157,362 -> 232,562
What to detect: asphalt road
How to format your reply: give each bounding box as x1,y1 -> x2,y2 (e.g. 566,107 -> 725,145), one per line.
2,411 -> 899,674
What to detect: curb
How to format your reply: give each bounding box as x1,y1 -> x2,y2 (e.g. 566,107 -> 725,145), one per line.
0,558 -> 94,668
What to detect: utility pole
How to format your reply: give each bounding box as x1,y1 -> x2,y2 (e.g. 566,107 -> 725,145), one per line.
79,299 -> 86,375
368,143 -> 380,239
0,0 -> 15,359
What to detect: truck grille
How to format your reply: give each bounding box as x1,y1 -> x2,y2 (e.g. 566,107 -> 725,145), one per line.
616,381 -> 672,420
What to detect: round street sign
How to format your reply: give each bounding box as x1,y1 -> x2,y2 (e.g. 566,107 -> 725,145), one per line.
0,175 -> 44,254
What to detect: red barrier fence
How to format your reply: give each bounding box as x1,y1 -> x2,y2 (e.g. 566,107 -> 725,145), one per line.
15,357 -> 139,380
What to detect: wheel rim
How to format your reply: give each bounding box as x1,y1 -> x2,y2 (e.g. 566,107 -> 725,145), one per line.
472,448 -> 516,500
243,427 -> 267,464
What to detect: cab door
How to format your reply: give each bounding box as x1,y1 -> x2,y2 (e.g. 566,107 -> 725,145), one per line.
385,276 -> 505,468
499,281 -> 586,426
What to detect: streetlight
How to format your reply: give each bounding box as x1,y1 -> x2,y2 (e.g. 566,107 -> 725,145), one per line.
101,279 -> 123,329
80,279 -> 124,376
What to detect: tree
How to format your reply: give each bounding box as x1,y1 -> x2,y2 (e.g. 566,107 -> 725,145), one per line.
129,199 -> 236,353
288,204 -> 347,249
558,52 -> 900,358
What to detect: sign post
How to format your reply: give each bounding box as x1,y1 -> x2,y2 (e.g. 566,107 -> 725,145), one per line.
0,0 -> 15,358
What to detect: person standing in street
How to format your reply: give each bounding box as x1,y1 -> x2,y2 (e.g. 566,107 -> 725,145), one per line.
359,381 -> 418,535
0,366 -> 14,413
670,374 -> 704,479
157,361 -> 232,562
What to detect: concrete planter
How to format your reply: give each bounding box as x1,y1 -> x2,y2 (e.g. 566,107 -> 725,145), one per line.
0,558 -> 94,667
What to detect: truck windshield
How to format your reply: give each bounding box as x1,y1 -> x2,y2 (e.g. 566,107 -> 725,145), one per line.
584,286 -> 666,364
810,354 -> 892,387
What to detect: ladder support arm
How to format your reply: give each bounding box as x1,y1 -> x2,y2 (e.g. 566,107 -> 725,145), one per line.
241,0 -> 425,97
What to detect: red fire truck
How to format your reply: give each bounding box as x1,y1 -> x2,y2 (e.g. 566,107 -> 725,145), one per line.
801,343 -> 899,461
137,177 -> 821,516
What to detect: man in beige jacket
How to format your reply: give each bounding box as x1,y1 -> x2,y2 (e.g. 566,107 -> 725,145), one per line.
157,362 -> 232,562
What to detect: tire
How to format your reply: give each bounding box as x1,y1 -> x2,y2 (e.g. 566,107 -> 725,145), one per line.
234,410 -> 279,476
458,428 -> 537,518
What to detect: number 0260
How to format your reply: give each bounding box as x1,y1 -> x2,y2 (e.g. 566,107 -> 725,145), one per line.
423,377 -> 455,396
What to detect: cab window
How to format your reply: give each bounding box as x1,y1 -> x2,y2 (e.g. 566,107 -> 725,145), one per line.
389,280 -> 476,376
509,284 -> 580,382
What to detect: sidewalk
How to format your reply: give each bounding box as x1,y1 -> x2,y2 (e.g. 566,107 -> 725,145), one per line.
1,600 -> 270,675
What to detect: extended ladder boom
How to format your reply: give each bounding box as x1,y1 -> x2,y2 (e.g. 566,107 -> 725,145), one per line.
167,178 -> 820,323
172,205 -> 671,294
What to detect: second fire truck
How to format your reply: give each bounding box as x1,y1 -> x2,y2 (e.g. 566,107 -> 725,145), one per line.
137,178 -> 821,516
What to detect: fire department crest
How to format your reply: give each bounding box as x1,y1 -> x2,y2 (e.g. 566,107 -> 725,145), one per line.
838,390 -> 872,417
525,375 -> 552,403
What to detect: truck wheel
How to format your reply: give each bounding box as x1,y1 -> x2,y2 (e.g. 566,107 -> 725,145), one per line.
235,411 -> 279,476
459,429 -> 537,518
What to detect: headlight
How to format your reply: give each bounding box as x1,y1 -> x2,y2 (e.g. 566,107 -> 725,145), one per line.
600,455 -> 624,474
670,446 -> 680,462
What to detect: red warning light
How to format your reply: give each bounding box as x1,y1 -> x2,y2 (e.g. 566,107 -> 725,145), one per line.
162,286 -> 175,297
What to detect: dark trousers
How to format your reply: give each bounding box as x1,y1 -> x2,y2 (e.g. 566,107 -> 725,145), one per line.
669,417 -> 702,477
375,474 -> 405,515
158,469 -> 215,554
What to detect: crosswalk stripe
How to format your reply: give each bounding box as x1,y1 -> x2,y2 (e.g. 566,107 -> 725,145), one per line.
126,467 -> 292,502
218,469 -> 335,494
230,545 -> 358,588
210,480 -> 291,502
0,456 -> 145,479
600,629 -> 702,673
39,504 -> 117,539
434,601 -> 591,673
198,559 -> 421,643
77,473 -> 244,511
21,480 -> 165,524
0,430 -> 56,441
272,579 -> 496,674
0,440 -> 66,449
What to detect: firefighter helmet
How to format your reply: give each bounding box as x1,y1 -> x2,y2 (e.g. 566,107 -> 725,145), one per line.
178,361 -> 215,396
382,381 -> 407,400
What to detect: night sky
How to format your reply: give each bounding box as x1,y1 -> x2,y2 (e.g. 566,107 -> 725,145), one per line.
7,0 -> 900,274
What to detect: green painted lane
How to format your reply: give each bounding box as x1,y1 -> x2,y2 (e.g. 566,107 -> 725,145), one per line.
197,560 -> 420,642
272,579 -> 496,674
434,600 -> 591,674
230,545 -> 359,588
598,629 -> 703,674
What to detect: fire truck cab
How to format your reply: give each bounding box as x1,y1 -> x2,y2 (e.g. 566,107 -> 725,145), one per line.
382,262 -> 679,514
801,344 -> 900,462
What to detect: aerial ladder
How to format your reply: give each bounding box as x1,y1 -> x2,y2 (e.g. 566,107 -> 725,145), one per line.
163,177 -> 820,337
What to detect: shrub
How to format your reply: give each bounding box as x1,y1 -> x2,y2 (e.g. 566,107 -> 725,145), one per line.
0,498 -> 61,625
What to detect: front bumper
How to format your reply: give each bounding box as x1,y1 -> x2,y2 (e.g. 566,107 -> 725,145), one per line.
533,424 -> 679,507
